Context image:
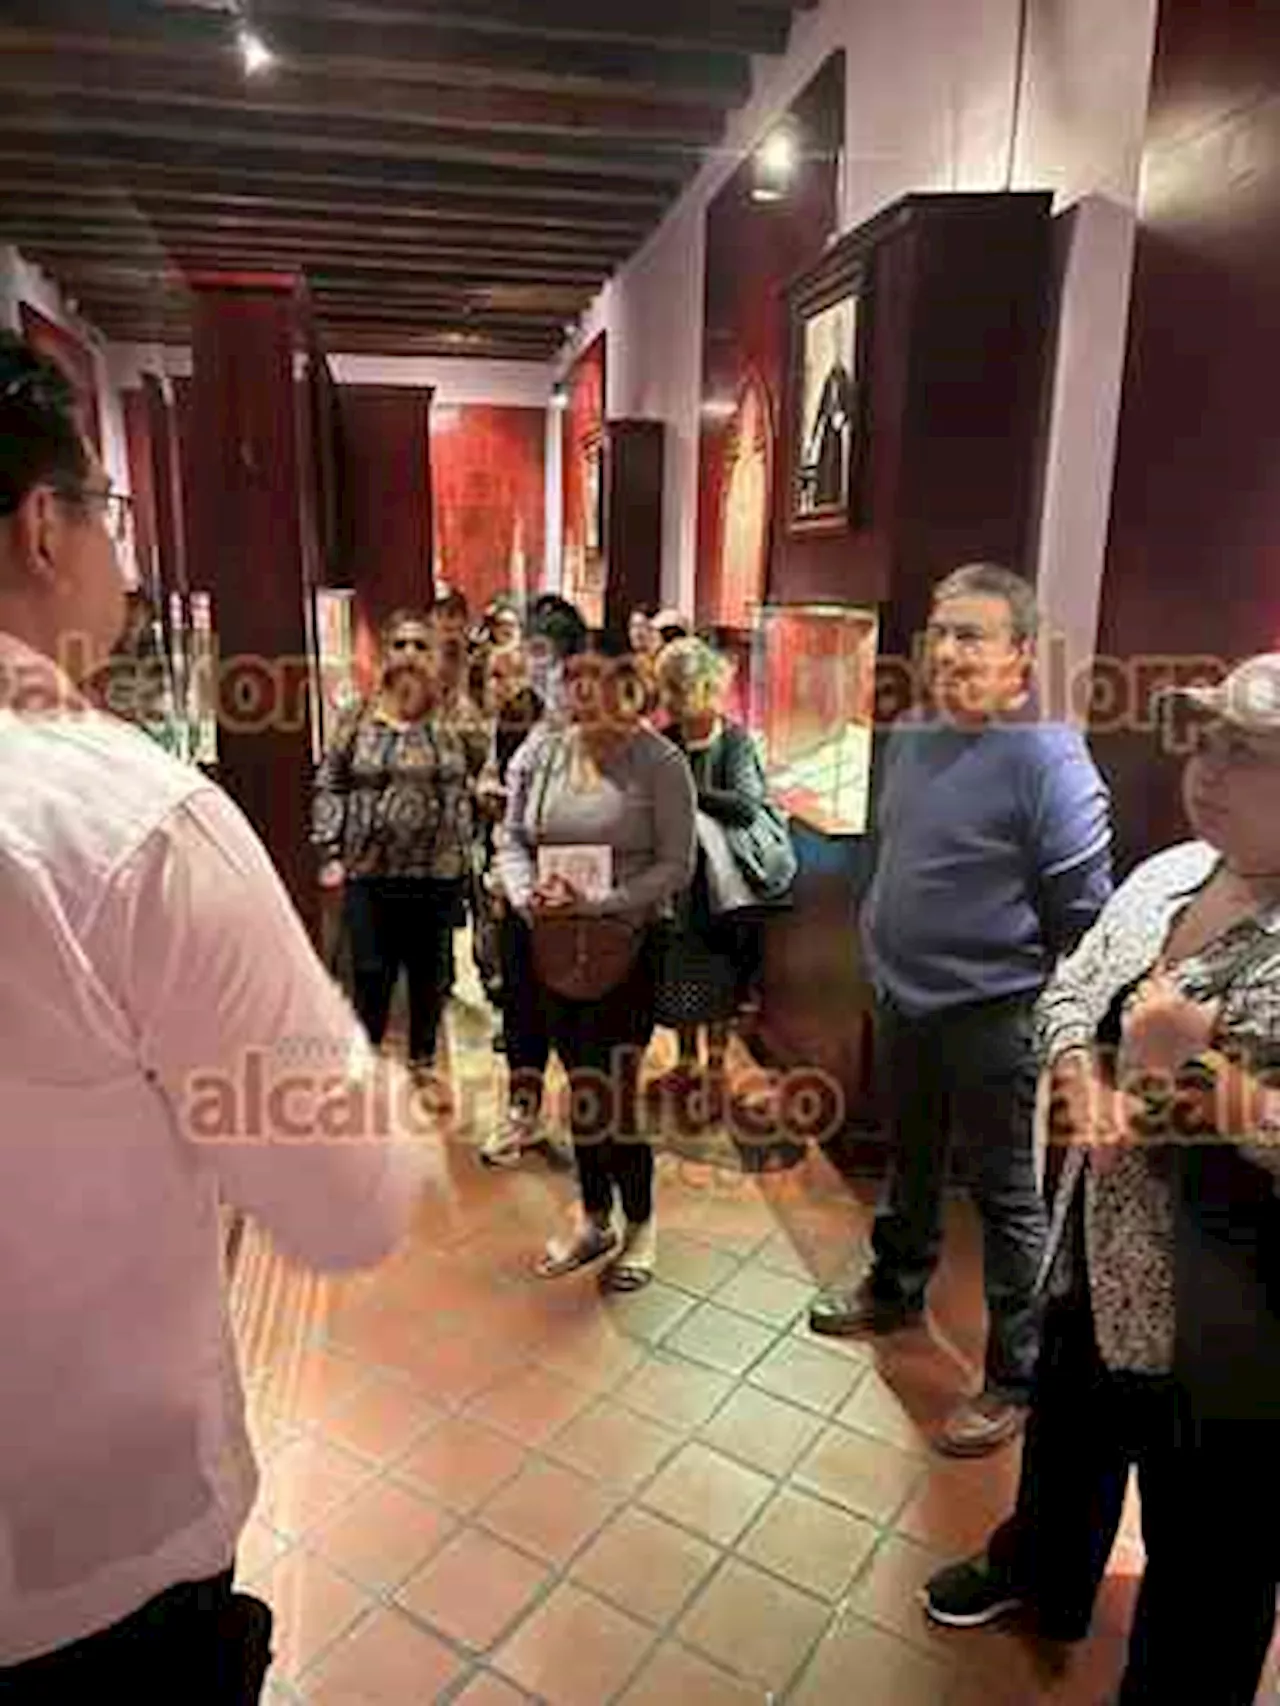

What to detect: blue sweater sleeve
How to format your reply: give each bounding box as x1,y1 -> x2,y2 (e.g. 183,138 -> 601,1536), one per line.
1026,731 -> 1114,960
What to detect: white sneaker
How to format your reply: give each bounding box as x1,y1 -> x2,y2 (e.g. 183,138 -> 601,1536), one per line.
480,1112 -> 540,1170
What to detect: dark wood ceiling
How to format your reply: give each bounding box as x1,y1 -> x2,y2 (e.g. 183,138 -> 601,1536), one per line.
0,0 -> 813,361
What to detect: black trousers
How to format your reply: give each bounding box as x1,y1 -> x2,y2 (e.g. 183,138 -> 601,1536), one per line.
344,876 -> 460,1066
499,909 -> 551,1121
511,917 -> 657,1225
0,1571 -> 272,1704
869,993 -> 1047,1400
989,1290 -> 1279,1704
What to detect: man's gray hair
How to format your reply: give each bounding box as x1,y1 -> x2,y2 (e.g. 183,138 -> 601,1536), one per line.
932,563 -> 1039,645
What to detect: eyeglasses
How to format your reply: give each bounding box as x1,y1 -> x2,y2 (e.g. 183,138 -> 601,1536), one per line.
60,486 -> 133,546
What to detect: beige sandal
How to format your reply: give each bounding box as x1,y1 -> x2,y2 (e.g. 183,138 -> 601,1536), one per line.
536,1219 -> 619,1279
601,1219 -> 656,1294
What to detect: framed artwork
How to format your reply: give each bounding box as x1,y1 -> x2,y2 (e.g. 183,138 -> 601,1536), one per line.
786,242 -> 869,536
582,434 -> 604,558
716,369 -> 775,630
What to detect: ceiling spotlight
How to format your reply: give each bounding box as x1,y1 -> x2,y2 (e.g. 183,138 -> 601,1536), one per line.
752,125 -> 798,203
238,25 -> 276,75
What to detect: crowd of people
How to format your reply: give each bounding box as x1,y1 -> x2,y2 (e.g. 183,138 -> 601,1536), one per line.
311,587 -> 792,1285
3,328 -> 1280,1702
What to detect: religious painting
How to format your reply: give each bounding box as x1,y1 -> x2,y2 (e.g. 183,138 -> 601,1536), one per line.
785,239 -> 869,538
716,370 -> 774,630
795,294 -> 857,522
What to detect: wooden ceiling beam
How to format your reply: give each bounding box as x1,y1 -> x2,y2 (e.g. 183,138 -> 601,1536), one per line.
0,139 -> 672,211
0,180 -> 653,239
0,42 -> 726,142
23,246 -> 606,288
18,237 -> 610,283
0,95 -> 696,187
232,0 -> 793,58
0,212 -> 627,264
1,7 -> 752,106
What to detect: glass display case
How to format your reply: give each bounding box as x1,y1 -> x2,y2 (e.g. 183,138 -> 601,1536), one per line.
750,603 -> 877,836
312,587 -> 360,763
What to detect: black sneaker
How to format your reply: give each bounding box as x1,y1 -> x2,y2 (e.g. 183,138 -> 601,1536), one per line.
922,1553 -> 1025,1628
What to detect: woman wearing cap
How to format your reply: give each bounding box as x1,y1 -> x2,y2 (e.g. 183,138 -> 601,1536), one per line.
497,627 -> 696,1286
923,655 -> 1280,1705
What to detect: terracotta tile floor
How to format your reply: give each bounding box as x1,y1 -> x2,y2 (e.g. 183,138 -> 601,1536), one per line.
234,997 -> 1271,1704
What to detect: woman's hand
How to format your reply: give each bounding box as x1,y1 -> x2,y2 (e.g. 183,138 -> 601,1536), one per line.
532,874 -> 581,913
318,859 -> 346,892
1046,1047 -> 1142,1173
1120,971 -> 1221,1076
476,774 -> 507,820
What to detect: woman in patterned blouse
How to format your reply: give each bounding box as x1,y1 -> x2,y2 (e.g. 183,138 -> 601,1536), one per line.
313,609 -> 488,1077
923,654 -> 1280,1705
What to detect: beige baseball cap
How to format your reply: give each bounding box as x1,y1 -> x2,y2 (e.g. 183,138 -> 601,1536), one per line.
1163,654 -> 1280,740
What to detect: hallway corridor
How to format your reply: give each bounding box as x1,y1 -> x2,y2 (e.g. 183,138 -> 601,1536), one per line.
232,1028 -> 1158,1705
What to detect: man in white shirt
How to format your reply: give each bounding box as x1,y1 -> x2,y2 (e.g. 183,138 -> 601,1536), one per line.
0,334 -> 427,1698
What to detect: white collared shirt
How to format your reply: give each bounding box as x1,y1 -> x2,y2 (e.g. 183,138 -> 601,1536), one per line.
0,634 -> 424,1663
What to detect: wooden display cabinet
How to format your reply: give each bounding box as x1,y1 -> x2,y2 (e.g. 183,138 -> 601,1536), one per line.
752,191 -> 1055,1147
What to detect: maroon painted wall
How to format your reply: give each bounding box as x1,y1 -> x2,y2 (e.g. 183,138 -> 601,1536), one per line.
432,404 -> 546,614
1093,2 -> 1280,870
339,384 -> 433,694
696,53 -> 843,629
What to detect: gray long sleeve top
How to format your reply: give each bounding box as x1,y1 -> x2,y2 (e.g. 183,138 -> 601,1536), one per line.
496,724 -> 696,928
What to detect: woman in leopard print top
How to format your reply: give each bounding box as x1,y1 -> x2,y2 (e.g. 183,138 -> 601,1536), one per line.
924,654 -> 1280,1706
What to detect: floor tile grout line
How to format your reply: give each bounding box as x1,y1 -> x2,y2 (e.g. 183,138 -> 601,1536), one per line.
250,1177 -> 937,1696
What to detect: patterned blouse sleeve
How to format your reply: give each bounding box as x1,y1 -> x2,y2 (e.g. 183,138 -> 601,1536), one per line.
1034,906 -> 1117,1066
1034,857 -> 1163,1066
1216,958 -> 1280,1178
312,708 -> 363,864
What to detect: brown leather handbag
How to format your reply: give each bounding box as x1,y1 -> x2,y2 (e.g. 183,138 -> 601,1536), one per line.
530,912 -> 641,1002
527,735 -> 641,1001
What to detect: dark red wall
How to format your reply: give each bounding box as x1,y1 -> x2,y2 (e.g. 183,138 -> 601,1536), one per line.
1092,1 -> 1280,870
432,405 -> 546,614
339,384 -> 433,694
697,54 -> 843,627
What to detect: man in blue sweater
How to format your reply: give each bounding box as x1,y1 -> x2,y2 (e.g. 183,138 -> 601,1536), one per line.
809,565 -> 1113,1456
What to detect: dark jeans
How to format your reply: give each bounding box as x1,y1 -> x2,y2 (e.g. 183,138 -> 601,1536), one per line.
525,918 -> 658,1226
345,876 -> 461,1066
869,992 -> 1047,1400
499,909 -> 551,1121
0,1570 -> 271,1704
988,1289 -> 1278,1704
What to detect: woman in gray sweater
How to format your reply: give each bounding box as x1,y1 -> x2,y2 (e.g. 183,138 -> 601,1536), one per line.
497,628 -> 696,1288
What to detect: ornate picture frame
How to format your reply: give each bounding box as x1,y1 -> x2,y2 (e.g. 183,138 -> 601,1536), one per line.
786,237 -> 871,537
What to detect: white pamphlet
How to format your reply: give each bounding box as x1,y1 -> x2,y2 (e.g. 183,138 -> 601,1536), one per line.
537,844 -> 613,902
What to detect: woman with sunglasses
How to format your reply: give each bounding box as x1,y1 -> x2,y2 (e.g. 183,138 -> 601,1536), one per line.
497,628 -> 696,1287
313,609 -> 487,1081
923,655 -> 1280,1705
